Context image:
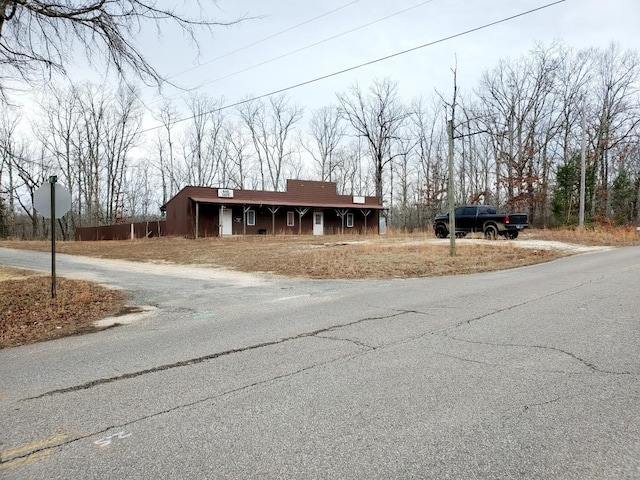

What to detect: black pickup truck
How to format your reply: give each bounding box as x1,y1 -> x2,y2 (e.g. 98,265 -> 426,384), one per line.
433,205 -> 528,239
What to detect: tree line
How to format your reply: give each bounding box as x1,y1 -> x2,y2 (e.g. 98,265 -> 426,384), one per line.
1,41 -> 639,239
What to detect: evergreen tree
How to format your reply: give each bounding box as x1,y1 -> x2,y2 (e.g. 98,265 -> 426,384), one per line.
0,196 -> 7,238
551,158 -> 580,225
611,169 -> 636,225
551,154 -> 597,226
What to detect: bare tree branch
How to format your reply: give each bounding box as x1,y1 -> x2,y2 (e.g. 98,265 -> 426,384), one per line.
0,0 -> 249,97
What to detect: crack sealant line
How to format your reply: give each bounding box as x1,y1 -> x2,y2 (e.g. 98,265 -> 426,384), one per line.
523,396 -> 562,411
432,278 -> 602,335
2,347 -> 373,465
436,331 -> 633,376
314,334 -> 376,350
23,311 -> 407,401
432,350 -> 497,367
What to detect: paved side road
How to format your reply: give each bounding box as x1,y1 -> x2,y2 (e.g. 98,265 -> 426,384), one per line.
1,246 -> 639,479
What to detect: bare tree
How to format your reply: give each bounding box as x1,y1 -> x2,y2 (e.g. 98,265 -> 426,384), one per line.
238,94 -> 303,191
184,93 -> 225,187
152,99 -> 182,205
337,78 -> 407,200
37,81 -> 144,226
0,1 -> 247,98
37,83 -> 84,230
407,96 -> 447,220
389,129 -> 418,229
589,43 -> 640,216
123,159 -> 158,221
474,45 -> 561,222
0,106 -> 20,229
102,85 -> 143,222
333,139 -> 369,196
8,144 -> 50,238
303,105 -> 345,182
224,123 -> 250,189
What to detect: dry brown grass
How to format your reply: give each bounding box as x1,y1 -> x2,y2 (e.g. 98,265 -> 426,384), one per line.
527,225 -> 640,246
2,227 -> 637,347
1,233 -> 570,279
0,270 -> 126,348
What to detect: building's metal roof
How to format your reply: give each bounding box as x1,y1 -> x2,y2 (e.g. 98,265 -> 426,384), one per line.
163,179 -> 385,211
188,196 -> 385,210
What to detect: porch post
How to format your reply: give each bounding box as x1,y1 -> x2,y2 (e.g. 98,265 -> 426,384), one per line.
267,206 -> 280,235
195,201 -> 199,239
360,209 -> 371,233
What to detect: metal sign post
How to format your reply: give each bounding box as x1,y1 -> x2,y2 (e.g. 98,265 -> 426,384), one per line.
50,175 -> 57,298
33,176 -> 71,300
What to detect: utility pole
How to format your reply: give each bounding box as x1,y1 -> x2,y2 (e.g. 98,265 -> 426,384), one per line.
447,61 -> 458,257
447,119 -> 456,257
579,104 -> 587,229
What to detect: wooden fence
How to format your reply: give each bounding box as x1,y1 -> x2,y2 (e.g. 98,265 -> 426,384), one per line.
75,221 -> 166,241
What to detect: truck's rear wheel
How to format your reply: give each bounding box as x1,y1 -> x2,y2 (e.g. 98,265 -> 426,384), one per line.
507,231 -> 519,239
435,225 -> 448,238
484,225 -> 498,240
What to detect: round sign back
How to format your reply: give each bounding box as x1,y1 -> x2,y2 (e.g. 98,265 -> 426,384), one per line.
33,183 -> 72,219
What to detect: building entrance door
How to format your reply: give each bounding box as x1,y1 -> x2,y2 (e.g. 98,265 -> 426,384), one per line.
220,208 -> 232,236
313,211 -> 324,236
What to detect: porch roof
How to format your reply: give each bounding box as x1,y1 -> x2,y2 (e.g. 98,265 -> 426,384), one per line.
188,196 -> 386,210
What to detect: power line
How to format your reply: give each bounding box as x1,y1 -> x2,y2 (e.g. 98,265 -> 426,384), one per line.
119,2 -> 364,117
6,0 -> 567,168
169,0 -> 439,94
165,0 -> 361,81
140,0 -> 567,135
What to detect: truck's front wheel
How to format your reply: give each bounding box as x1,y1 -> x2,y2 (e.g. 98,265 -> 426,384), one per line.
484,225 -> 498,240
435,224 -> 448,238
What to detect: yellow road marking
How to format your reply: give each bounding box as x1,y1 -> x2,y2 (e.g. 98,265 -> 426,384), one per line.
0,433 -> 67,462
0,450 -> 53,471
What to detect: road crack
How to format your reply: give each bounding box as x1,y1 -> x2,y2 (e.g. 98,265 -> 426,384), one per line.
434,277 -> 605,334
3,348 -> 372,464
24,311 -> 407,401
436,332 -> 633,375
314,334 -> 376,350
523,396 -> 562,411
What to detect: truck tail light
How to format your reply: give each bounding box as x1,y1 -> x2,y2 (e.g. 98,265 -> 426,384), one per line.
504,216 -> 510,224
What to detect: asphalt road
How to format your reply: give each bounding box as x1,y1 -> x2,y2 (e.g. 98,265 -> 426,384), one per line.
1,246 -> 639,479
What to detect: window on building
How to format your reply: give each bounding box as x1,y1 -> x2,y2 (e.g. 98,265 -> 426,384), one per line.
287,211 -> 295,227
246,210 -> 256,226
346,212 -> 354,228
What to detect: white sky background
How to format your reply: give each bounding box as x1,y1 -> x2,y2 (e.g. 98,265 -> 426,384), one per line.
127,0 -> 640,122
10,0 -> 640,135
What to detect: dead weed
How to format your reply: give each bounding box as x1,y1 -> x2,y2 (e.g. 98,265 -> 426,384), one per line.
0,273 -> 127,348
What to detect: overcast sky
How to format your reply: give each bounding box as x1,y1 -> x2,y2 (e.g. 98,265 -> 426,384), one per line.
121,0 -> 640,118
12,0 -> 640,125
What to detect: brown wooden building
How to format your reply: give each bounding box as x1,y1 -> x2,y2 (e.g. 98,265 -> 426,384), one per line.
162,179 -> 385,237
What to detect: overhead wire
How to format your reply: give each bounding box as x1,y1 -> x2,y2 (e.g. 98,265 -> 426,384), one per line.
163,0 -> 439,97
7,0 -> 567,167
124,1 -> 367,121
165,0 -> 361,81
139,0 -> 568,135
6,1 -> 364,166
